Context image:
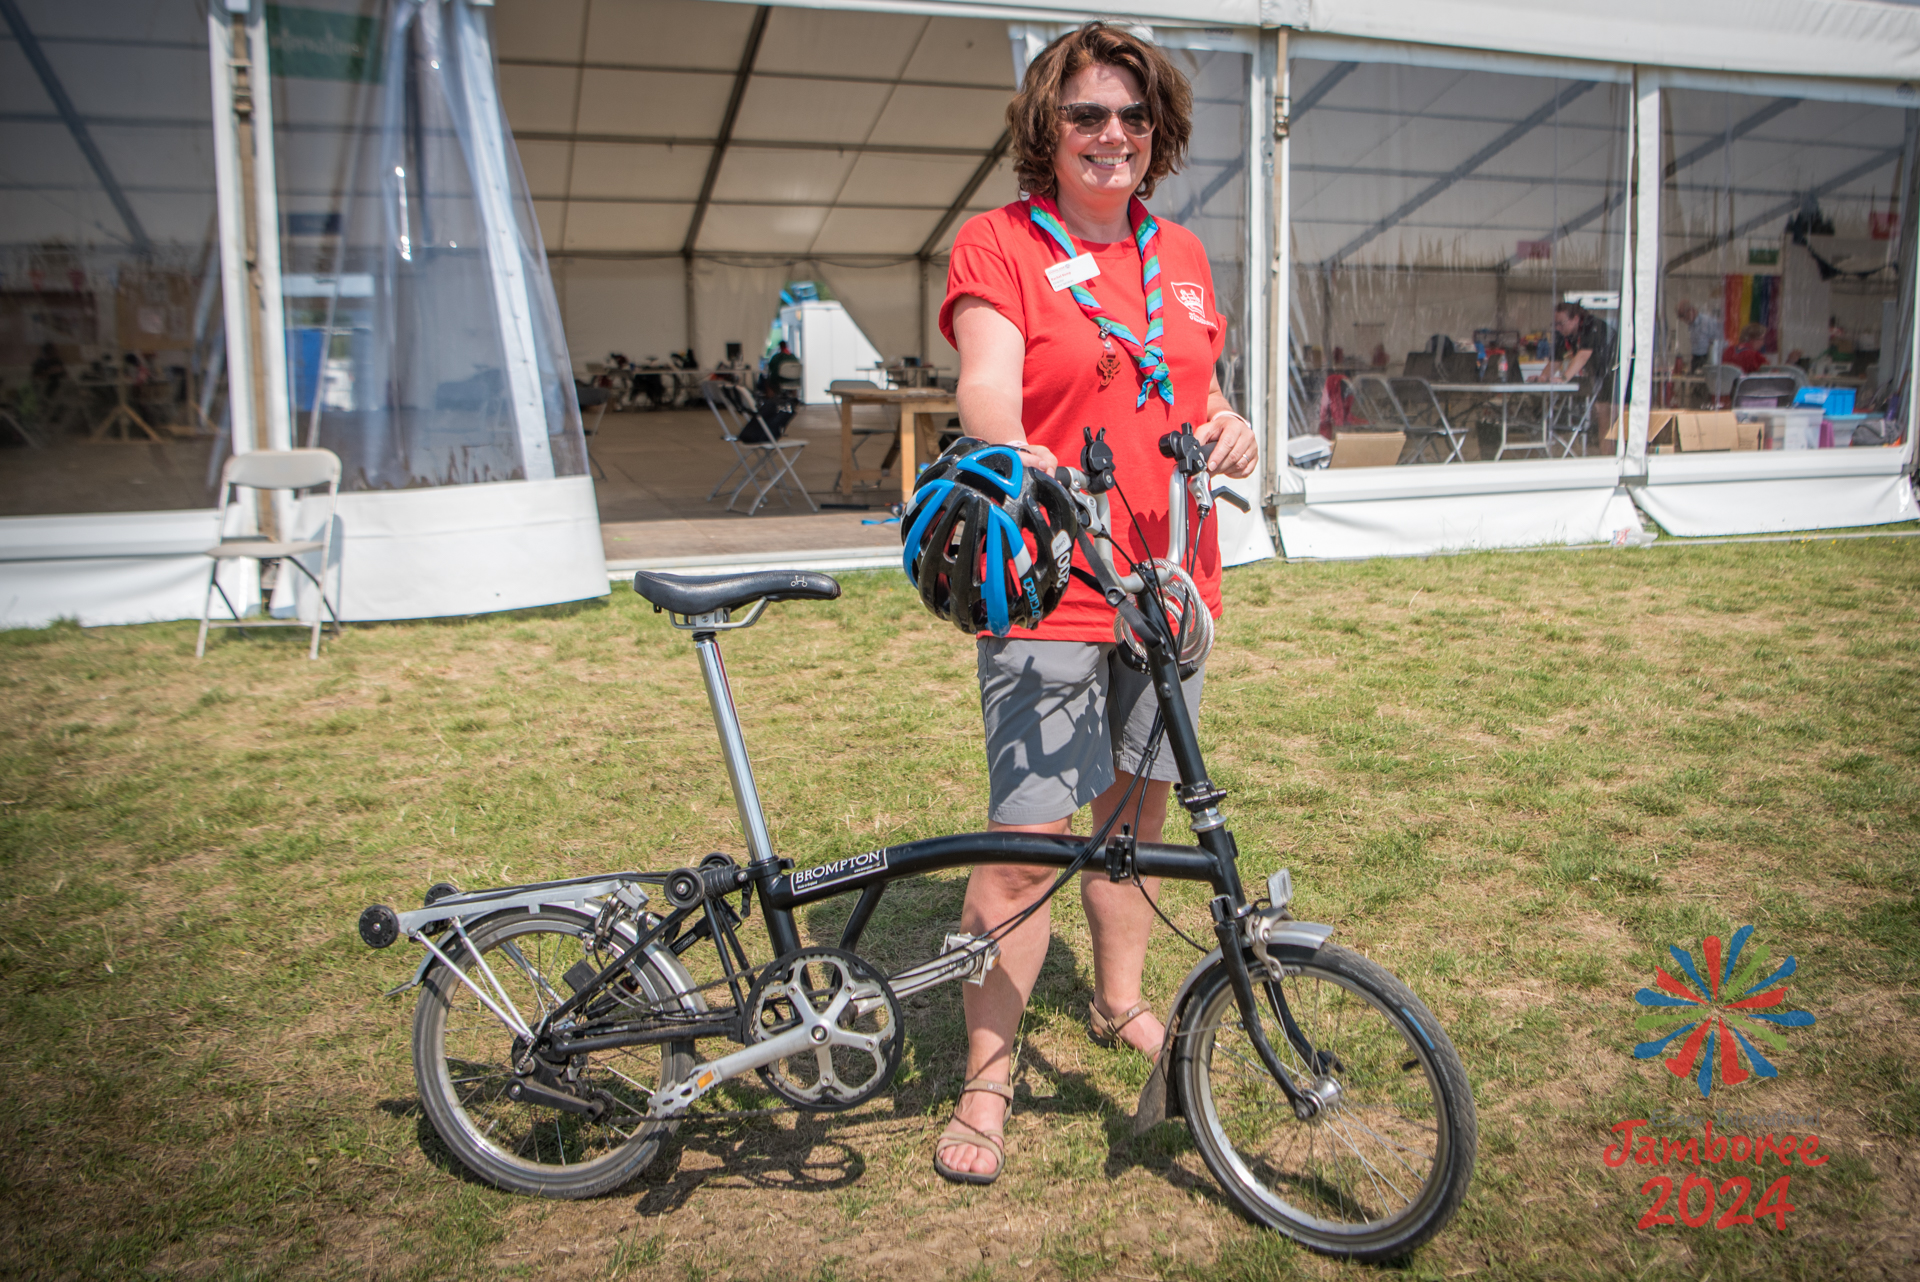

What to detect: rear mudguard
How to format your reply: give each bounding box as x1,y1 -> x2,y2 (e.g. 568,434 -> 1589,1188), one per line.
391,908 -> 706,1022
1131,920 -> 1334,1133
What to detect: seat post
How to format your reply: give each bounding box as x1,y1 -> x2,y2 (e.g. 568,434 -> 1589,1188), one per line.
691,631 -> 779,869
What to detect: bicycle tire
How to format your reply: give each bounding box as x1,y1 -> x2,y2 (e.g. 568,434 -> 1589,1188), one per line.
1174,943 -> 1475,1262
412,907 -> 698,1198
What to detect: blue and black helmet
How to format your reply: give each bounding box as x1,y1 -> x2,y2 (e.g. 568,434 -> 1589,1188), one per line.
902,437 -> 1079,637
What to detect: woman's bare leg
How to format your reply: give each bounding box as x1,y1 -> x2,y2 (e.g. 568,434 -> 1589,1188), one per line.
942,818 -> 1070,1178
1082,773 -> 1169,1053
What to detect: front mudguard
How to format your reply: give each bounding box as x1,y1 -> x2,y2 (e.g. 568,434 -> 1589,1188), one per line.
1131,920 -> 1334,1133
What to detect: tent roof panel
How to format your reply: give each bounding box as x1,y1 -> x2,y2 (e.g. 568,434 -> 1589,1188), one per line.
729,76 -> 893,143
865,84 -> 1008,148
901,17 -> 1017,85
533,197 -> 566,250
698,201 -> 831,250
516,139 -> 576,196
499,64 -> 584,133
710,145 -> 860,203
492,0 -> 587,63
559,199 -> 695,251
755,5 -> 929,78
0,42 -> 53,113
577,67 -> 735,136
47,44 -> 209,119
570,141 -> 714,199
91,127 -> 215,187
1,122 -> 99,186
967,158 -> 1019,208
9,0 -> 204,44
835,151 -> 981,203
809,205 -> 939,253
582,0 -> 763,71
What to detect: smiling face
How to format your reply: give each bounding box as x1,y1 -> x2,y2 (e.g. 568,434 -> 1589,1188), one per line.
1051,62 -> 1151,214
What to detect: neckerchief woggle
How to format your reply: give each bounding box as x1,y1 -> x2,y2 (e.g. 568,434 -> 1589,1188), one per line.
1027,194 -> 1175,409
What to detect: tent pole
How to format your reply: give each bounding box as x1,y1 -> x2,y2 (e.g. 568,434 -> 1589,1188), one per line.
684,253 -> 697,362
1265,28 -> 1287,508
917,258 -> 928,364
1624,70 -> 1661,480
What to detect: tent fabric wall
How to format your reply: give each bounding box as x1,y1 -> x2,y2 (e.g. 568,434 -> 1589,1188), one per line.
323,476 -> 607,620
552,258 -> 688,365
0,510 -> 244,630
1274,460 -> 1640,559
1631,451 -> 1918,537
707,0 -> 1920,82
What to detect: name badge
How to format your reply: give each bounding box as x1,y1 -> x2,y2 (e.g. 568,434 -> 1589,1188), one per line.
1045,253 -> 1100,292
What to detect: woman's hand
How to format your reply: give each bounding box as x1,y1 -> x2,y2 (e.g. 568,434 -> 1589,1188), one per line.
1195,410 -> 1257,479
1009,440 -> 1060,472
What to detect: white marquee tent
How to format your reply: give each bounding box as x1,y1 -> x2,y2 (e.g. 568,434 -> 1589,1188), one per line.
3,0 -> 1918,629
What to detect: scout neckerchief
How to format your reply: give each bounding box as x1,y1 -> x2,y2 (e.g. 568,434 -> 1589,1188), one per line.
1027,193 -> 1174,407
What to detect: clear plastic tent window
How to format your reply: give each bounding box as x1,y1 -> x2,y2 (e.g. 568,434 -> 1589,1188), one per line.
1287,56 -> 1630,466
276,0 -> 586,491
1656,89 -> 1917,428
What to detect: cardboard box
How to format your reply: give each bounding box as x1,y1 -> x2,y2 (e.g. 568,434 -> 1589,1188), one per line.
1329,431 -> 1406,468
1675,411 -> 1738,452
1602,414 -> 1676,448
1732,418 -> 1763,450
1603,412 -> 1743,451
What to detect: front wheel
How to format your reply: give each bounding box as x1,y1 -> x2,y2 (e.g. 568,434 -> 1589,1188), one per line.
1174,943 -> 1476,1262
412,907 -> 698,1198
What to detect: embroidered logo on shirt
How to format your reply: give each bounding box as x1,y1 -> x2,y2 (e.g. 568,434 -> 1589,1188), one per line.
1172,281 -> 1213,329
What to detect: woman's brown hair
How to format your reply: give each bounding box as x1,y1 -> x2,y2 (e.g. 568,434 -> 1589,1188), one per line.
1006,22 -> 1192,202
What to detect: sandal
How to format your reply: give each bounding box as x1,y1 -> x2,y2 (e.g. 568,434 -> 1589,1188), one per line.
1089,997 -> 1155,1052
932,1077 -> 1013,1186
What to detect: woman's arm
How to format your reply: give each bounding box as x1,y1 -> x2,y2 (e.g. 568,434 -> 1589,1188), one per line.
951,296 -> 1057,472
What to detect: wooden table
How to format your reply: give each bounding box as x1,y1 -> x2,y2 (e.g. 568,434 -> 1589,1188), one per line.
828,386 -> 959,505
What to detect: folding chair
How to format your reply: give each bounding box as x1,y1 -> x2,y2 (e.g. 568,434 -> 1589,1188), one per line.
702,381 -> 817,516
1702,363 -> 1742,408
1732,374 -> 1801,408
1384,376 -> 1467,463
1351,375 -> 1457,464
197,448 -> 342,660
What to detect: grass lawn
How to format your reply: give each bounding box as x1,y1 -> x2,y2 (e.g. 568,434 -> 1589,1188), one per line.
1,537 -> 1917,1280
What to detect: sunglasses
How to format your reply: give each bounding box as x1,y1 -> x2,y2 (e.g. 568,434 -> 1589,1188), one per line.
1056,101 -> 1154,137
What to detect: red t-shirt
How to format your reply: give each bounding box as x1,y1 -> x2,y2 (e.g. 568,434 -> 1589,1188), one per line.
1725,344 -> 1767,374
939,202 -> 1227,643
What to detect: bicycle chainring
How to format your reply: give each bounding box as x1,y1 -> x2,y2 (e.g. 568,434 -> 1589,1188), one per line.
746,947 -> 902,1111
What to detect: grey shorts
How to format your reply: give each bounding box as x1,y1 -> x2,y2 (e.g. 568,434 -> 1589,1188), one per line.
977,638 -> 1204,825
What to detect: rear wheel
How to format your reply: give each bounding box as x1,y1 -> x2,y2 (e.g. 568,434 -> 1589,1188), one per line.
1174,944 -> 1475,1261
412,907 -> 697,1198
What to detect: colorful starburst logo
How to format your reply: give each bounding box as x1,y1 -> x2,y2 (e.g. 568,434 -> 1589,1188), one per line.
1633,925 -> 1815,1097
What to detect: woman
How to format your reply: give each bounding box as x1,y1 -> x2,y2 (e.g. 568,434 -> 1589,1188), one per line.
932,22 -> 1256,1184
1724,323 -> 1770,374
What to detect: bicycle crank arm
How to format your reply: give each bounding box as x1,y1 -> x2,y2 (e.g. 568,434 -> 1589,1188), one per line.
645,1020 -> 818,1119
505,1076 -> 605,1119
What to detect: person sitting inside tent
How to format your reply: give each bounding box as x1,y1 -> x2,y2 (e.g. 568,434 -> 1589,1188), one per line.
1724,323 -> 1769,374
1533,301 -> 1615,451
761,341 -> 800,399
1535,301 -> 1612,387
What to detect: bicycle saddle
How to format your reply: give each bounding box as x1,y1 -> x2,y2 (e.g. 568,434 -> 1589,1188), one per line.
631,569 -> 841,617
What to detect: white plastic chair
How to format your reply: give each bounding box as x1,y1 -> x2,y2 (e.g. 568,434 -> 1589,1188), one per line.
197,448 -> 342,660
